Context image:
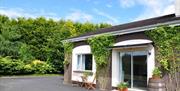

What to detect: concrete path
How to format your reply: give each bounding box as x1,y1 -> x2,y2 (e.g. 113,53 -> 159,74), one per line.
0,76 -> 94,91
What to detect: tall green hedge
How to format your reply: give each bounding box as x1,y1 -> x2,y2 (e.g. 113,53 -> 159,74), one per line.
0,15 -> 111,74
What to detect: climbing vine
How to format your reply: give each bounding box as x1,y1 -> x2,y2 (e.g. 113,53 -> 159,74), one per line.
87,34 -> 114,68
87,34 -> 114,89
62,41 -> 74,84
145,25 -> 180,91
63,41 -> 73,65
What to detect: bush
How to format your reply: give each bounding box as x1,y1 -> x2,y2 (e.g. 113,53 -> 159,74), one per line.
23,64 -> 34,74
0,56 -> 54,75
0,56 -> 25,75
30,60 -> 54,74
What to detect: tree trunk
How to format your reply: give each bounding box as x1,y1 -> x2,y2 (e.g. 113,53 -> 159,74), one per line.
163,72 -> 180,91
96,50 -> 112,91
63,53 -> 72,84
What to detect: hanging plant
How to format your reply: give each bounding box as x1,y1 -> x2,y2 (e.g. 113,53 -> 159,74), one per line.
87,34 -> 114,68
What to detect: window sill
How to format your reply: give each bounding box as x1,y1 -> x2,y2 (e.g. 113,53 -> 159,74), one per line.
73,70 -> 93,74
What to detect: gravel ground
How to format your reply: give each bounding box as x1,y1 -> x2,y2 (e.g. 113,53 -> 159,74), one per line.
0,76 -> 98,91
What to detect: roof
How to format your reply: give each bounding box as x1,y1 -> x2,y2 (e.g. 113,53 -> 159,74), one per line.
66,14 -> 180,42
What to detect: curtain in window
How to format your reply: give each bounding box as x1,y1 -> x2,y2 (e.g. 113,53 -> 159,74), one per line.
77,55 -> 81,70
119,53 -> 124,82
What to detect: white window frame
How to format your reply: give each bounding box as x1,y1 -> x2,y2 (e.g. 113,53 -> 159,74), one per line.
76,54 -> 92,71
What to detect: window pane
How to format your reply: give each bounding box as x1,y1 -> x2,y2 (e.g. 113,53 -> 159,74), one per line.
77,55 -> 81,70
133,55 -> 147,88
85,54 -> 92,70
82,55 -> 85,70
121,53 -> 132,87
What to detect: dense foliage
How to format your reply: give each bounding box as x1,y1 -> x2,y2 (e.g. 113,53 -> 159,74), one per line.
63,41 -> 73,65
87,34 -> 114,89
87,34 -> 114,68
0,57 -> 54,75
0,15 -> 111,74
145,26 -> 180,91
145,26 -> 180,72
0,56 -> 25,75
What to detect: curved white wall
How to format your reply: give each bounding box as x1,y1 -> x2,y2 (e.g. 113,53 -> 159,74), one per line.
72,45 -> 96,83
114,39 -> 152,46
73,45 -> 91,55
147,44 -> 155,81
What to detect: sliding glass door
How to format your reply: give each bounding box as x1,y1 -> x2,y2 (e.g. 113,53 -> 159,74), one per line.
133,52 -> 147,88
119,51 -> 147,89
120,52 -> 132,87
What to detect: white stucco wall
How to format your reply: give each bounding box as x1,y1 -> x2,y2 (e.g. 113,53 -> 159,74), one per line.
112,49 -> 120,86
175,0 -> 180,17
147,44 -> 155,81
72,45 -> 96,83
71,40 -> 155,88
112,40 -> 155,87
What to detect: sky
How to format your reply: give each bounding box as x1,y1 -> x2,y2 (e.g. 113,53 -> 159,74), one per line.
0,0 -> 175,25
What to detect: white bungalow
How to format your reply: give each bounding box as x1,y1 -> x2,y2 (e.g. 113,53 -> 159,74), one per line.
63,1 -> 180,90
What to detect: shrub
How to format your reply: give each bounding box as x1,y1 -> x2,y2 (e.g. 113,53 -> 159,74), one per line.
0,56 -> 25,75
23,64 -> 34,74
0,56 -> 54,75
30,60 -> 54,74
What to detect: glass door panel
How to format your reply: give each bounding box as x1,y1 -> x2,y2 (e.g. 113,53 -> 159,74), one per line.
119,51 -> 147,89
120,52 -> 132,88
133,54 -> 147,88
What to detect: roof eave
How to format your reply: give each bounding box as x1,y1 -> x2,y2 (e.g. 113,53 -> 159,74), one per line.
65,19 -> 180,42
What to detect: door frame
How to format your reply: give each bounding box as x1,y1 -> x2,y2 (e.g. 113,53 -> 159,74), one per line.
111,44 -> 155,88
119,51 -> 148,88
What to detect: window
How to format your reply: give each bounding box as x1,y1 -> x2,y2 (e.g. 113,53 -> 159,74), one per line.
77,54 -> 92,71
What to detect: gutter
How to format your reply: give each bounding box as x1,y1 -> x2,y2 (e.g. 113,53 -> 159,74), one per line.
64,20 -> 180,42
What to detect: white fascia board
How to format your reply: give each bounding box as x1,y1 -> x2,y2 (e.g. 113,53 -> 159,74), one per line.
175,0 -> 180,17
66,20 -> 180,42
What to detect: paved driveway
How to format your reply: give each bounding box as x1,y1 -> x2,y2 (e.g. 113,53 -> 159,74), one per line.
0,76 -> 94,91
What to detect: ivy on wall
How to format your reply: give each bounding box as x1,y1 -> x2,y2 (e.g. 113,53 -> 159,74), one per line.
145,25 -> 180,91
62,25 -> 179,90
145,26 -> 180,72
87,34 -> 114,89
87,34 -> 114,68
63,41 -> 73,65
